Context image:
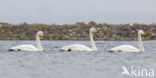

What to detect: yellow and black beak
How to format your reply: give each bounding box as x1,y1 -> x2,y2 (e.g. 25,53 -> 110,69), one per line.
143,32 -> 146,36
42,33 -> 44,38
94,29 -> 98,33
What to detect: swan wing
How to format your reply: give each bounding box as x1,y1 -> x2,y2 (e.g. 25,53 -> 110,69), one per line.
109,45 -> 139,52
9,45 -> 38,51
60,44 -> 92,51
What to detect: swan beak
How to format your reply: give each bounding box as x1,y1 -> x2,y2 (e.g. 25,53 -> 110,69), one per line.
42,34 -> 44,38
143,32 -> 146,35
94,29 -> 98,32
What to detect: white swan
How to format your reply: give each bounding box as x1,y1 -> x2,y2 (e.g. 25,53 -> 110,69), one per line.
109,30 -> 146,52
60,28 -> 98,52
8,31 -> 44,51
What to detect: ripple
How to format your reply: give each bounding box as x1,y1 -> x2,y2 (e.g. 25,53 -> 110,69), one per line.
0,40 -> 155,78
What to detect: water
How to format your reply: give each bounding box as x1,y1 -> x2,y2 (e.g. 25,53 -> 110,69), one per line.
0,40 -> 155,78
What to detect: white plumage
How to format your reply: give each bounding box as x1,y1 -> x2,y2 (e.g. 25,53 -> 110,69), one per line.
9,45 -> 39,51
109,45 -> 139,52
60,28 -> 98,52
60,44 -> 92,51
108,30 -> 146,52
8,31 -> 44,51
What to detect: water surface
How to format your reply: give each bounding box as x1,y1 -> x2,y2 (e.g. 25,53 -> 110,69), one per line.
0,40 -> 155,78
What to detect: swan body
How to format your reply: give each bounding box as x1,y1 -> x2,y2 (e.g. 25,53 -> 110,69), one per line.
60,44 -> 92,51
109,45 -> 139,52
8,31 -> 44,51
109,30 -> 146,52
9,45 -> 39,51
60,28 -> 98,52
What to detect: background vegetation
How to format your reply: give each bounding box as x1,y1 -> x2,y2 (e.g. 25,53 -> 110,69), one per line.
0,22 -> 156,40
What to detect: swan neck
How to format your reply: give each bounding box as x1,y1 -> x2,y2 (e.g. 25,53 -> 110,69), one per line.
89,31 -> 97,51
138,32 -> 144,52
36,34 -> 43,51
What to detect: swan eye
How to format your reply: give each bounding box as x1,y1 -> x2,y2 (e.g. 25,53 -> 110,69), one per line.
41,34 -> 44,38
94,29 -> 98,32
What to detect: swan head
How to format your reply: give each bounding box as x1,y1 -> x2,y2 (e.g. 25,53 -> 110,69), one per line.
90,28 -> 98,33
138,30 -> 146,35
37,31 -> 44,38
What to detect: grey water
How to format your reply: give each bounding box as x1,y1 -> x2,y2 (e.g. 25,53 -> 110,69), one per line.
0,40 -> 155,78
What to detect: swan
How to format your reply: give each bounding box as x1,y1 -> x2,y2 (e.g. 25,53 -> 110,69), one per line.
60,28 -> 98,52
8,31 -> 44,51
108,30 -> 146,52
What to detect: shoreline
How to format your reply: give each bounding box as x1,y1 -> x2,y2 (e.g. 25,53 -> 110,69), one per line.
0,22 -> 156,40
